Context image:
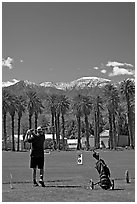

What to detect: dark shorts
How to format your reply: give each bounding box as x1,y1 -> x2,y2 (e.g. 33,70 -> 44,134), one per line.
30,156 -> 44,169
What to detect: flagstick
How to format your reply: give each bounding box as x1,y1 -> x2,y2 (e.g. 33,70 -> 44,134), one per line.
10,173 -> 13,189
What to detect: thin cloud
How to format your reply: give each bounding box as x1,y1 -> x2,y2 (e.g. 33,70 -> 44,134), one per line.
106,61 -> 134,68
94,67 -> 99,70
101,69 -> 107,74
124,63 -> 134,67
106,61 -> 124,67
2,57 -> 14,69
108,66 -> 135,77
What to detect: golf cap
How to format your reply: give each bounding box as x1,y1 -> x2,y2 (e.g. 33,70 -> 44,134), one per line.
37,126 -> 42,132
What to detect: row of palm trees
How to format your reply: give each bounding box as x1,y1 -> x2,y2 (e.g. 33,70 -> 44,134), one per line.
2,90 -> 44,151
2,79 -> 135,151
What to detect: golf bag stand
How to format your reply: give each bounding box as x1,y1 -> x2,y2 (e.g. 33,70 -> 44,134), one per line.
91,151 -> 114,190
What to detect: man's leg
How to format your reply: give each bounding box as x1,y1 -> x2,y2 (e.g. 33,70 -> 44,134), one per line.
32,168 -> 39,186
32,168 -> 37,183
39,168 -> 45,187
30,157 -> 39,187
38,157 -> 45,187
40,168 -> 44,181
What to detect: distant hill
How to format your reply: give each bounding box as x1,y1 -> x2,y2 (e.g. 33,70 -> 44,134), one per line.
2,76 -> 135,97
2,76 -> 111,96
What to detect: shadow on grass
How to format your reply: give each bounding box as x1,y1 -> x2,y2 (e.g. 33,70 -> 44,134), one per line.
46,179 -> 72,183
109,188 -> 125,191
46,185 -> 82,188
3,179 -> 73,185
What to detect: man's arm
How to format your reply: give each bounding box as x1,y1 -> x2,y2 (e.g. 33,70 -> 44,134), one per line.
24,130 -> 37,143
24,130 -> 31,142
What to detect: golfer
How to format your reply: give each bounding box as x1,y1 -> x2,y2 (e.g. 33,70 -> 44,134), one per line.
24,126 -> 45,187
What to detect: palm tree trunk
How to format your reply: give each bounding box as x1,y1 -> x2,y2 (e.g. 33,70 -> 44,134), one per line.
17,115 -> 21,151
3,113 -> 7,150
94,111 -> 98,148
117,123 -> 121,147
11,115 -> 15,151
127,102 -> 134,149
55,112 -> 58,148
108,110 -> 113,149
61,114 -> 65,150
29,114 -> 32,129
34,112 -> 38,130
97,98 -> 100,148
117,113 -> 122,147
51,111 -> 56,149
84,114 -> 89,150
77,116 -> 82,150
57,113 -> 60,150
112,113 -> 116,149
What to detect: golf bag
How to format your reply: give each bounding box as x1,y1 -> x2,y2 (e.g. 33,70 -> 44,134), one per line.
95,159 -> 112,190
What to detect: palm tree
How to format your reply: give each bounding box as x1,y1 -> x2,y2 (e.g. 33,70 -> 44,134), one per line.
120,79 -> 135,149
72,94 -> 83,150
46,94 -> 58,149
104,83 -> 119,149
89,85 -> 103,149
117,104 -> 128,146
26,90 -> 38,129
93,95 -> 103,148
16,95 -> 26,151
34,97 -> 44,130
8,94 -> 18,151
21,121 -> 29,149
2,90 -> 12,150
56,99 -> 61,150
81,95 -> 92,150
59,94 -> 70,150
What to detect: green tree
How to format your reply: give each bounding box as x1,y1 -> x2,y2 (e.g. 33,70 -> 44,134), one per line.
34,97 -> 44,130
46,94 -> 58,149
120,79 -> 135,149
89,85 -> 103,149
2,90 -> 12,150
16,95 -> 26,151
26,90 -> 38,129
72,94 -> 83,150
81,95 -> 92,150
8,94 -> 18,151
21,121 -> 28,149
117,104 -> 128,145
104,84 -> 119,149
93,95 -> 103,148
59,94 -> 70,150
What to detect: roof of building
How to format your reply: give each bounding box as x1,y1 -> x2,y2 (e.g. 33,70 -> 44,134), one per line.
100,130 -> 109,137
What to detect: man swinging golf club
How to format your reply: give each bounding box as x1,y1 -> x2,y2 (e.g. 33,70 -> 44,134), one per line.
24,126 -> 45,187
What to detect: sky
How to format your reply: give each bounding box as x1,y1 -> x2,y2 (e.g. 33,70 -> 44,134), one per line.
2,2 -> 135,84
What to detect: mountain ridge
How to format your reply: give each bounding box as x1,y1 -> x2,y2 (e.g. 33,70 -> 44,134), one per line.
2,76 -> 111,90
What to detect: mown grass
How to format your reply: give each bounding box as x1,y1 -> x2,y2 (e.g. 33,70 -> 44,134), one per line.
2,149 -> 135,202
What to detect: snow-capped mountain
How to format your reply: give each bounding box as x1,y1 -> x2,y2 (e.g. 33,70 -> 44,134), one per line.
40,77 -> 111,90
2,79 -> 19,87
23,80 -> 38,87
2,76 -> 111,90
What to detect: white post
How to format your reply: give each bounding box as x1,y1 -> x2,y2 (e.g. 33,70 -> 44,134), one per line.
10,173 -> 13,189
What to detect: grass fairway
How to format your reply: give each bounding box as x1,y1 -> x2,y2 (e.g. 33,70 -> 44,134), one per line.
2,149 -> 135,202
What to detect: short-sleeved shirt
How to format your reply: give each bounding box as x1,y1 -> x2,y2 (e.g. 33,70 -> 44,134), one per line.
27,132 -> 45,157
